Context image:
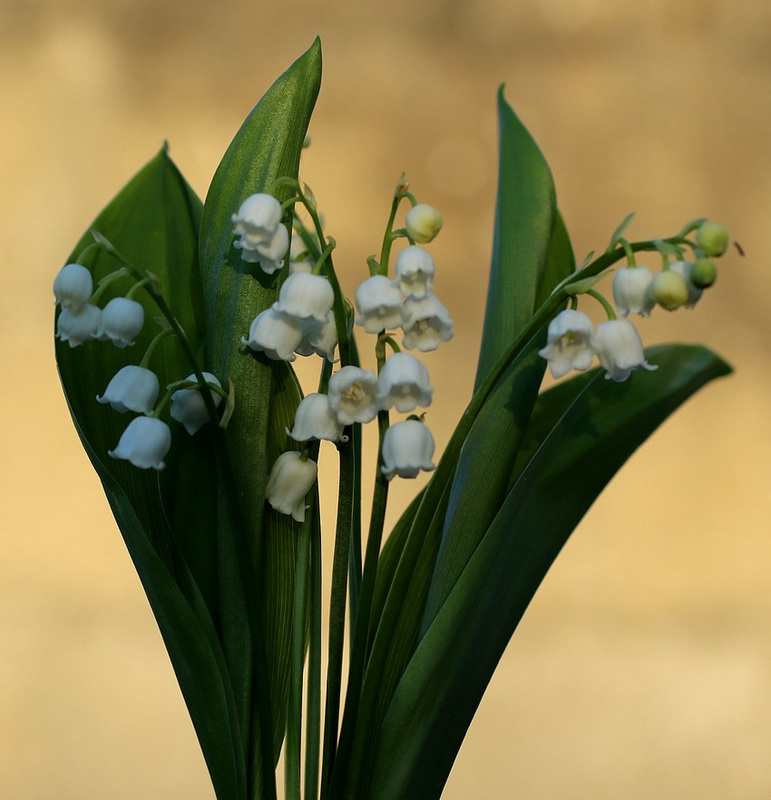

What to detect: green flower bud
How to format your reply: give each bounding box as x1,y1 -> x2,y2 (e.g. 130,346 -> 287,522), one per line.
650,270 -> 689,311
689,257 -> 718,289
696,222 -> 729,257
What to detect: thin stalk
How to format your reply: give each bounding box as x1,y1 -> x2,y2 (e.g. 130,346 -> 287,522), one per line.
320,434 -> 357,798
304,507 -> 322,800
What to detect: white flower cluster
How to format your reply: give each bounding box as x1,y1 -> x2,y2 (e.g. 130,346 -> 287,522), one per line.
54,263 -> 146,349
232,193 -> 290,274
54,261 -> 224,470
264,198 -> 447,521
540,220 -> 726,383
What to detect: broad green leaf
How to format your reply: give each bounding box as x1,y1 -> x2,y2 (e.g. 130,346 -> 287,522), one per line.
473,88 -> 559,391
422,212 -> 575,630
369,345 -> 732,800
55,148 -> 246,799
197,38 -> 322,796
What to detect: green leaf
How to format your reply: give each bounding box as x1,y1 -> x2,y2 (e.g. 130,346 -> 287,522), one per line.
473,88 -> 561,391
197,37 -> 322,797
606,210 -> 636,252
55,148 -> 247,799
368,345 -> 732,800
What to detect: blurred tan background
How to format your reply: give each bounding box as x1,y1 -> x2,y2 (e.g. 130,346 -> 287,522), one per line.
3,0 -> 770,797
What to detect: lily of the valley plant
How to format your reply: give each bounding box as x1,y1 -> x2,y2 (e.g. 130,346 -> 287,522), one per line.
54,39 -> 732,800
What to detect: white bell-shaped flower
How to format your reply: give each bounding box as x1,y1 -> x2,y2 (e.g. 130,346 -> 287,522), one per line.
405,204 -> 443,244
287,393 -> 347,443
273,273 -> 334,324
242,308 -> 304,362
232,193 -> 283,239
296,310 -> 339,362
108,416 -> 172,470
265,451 -> 317,522
377,352 -> 433,413
97,297 -> 145,348
355,275 -> 407,333
56,304 -> 101,348
592,319 -> 657,382
664,261 -> 702,308
538,309 -> 596,379
402,294 -> 454,352
97,366 -> 160,414
170,372 -> 223,435
236,224 -> 289,274
53,263 -> 93,314
612,266 -> 655,317
381,419 -> 436,480
394,246 -> 435,299
327,366 -> 379,425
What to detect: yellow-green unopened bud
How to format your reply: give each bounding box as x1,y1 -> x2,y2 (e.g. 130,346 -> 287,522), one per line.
650,270 -> 689,311
405,204 -> 443,244
696,222 -> 729,257
690,256 -> 718,289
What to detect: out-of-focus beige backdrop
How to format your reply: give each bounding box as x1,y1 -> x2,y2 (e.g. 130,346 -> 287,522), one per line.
3,0 -> 770,797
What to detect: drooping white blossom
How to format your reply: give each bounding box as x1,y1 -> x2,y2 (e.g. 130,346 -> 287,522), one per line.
97,366 -> 160,414
296,310 -> 339,362
355,275 -> 407,333
592,319 -> 657,382
170,372 -> 223,435
56,304 -> 101,347
53,263 -> 93,314
97,297 -> 145,348
538,309 -> 596,379
612,266 -> 655,317
381,419 -> 436,480
236,224 -> 289,274
287,393 -> 347,443
376,352 -> 433,413
108,416 -> 172,470
265,451 -> 318,522
394,246 -> 435,299
232,193 -> 283,239
405,204 -> 443,244
241,308 -> 304,361
402,294 -> 454,352
273,273 -> 334,324
327,366 -> 379,425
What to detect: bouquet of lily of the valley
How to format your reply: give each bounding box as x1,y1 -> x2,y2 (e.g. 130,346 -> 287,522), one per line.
53,38 -> 732,800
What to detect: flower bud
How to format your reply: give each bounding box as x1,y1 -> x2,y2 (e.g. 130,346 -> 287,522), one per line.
53,263 -> 93,314
56,304 -> 101,348
171,372 -> 223,435
381,419 -> 436,480
265,451 -> 317,522
649,270 -> 689,311
668,261 -> 703,308
696,222 -> 729,257
97,297 -> 145,347
405,204 -> 443,244
108,416 -> 172,470
689,256 -> 718,289
97,366 -> 160,414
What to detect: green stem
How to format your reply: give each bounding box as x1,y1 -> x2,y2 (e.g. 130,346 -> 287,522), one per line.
378,188 -> 408,273
139,327 -> 174,370
320,433 -> 356,799
586,289 -> 617,321
304,507 -> 322,800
